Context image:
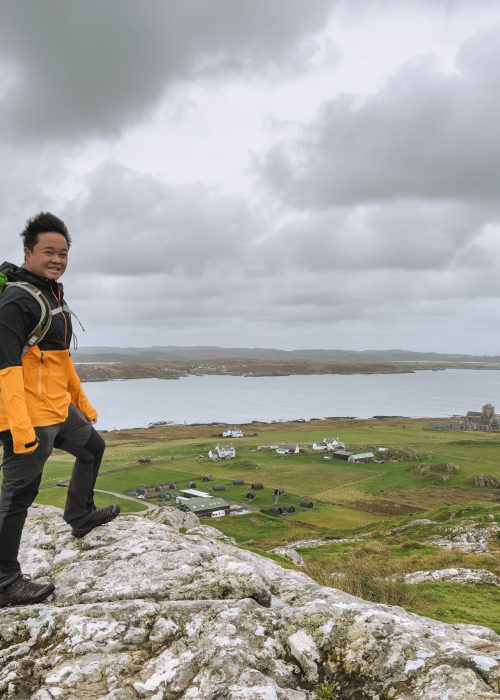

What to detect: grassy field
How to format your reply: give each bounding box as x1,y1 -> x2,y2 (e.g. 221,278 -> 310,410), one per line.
12,416 -> 500,631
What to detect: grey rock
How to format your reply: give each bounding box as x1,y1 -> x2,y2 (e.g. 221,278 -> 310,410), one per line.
281,537 -> 362,549
392,568 -> 500,586
0,504 -> 498,700
270,548 -> 304,566
387,518 -> 436,534
431,524 -> 499,552
144,505 -> 200,530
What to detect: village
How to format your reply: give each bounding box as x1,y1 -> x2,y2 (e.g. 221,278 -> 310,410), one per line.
127,425 -> 383,519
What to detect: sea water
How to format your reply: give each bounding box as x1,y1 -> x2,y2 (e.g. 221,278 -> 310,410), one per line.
82,369 -> 500,431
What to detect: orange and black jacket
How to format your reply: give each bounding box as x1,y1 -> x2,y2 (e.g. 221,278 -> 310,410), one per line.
0,262 -> 96,454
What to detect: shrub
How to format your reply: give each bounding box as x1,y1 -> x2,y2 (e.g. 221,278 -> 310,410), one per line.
315,679 -> 341,700
303,541 -> 419,608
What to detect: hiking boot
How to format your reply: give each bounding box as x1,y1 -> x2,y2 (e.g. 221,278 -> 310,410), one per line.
0,574 -> 55,607
71,503 -> 121,538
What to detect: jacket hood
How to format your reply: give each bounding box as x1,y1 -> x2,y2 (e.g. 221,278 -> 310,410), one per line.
0,261 -> 64,293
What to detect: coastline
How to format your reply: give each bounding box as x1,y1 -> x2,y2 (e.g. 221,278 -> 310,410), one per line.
75,360 -> 500,383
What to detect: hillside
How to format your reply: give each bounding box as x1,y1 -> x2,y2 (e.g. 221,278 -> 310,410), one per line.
35,417 -> 500,634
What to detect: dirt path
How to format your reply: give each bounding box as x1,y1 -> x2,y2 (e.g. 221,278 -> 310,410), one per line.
94,488 -> 157,511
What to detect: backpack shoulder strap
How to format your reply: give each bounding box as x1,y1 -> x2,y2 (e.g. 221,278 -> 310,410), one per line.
5,282 -> 53,348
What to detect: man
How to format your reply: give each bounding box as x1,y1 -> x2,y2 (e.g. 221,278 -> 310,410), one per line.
0,212 -> 120,606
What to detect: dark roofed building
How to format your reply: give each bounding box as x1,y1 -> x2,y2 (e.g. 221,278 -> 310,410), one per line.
332,449 -> 353,460
177,496 -> 230,516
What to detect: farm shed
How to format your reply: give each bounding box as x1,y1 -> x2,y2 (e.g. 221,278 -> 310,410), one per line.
177,496 -> 230,516
332,449 -> 353,460
178,489 -> 210,499
348,452 -> 375,463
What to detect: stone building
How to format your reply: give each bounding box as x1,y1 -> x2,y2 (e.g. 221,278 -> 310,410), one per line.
463,403 -> 500,431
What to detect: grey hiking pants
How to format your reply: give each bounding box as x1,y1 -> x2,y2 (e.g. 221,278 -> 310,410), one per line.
0,404 -> 105,590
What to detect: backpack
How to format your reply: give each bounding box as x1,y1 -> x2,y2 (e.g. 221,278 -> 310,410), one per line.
0,271 -> 75,350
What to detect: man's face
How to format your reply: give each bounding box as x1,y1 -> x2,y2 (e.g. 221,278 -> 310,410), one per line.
24,232 -> 69,281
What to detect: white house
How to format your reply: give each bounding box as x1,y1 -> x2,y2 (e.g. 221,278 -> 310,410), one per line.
312,437 -> 345,452
208,444 -> 236,460
312,442 -> 328,452
325,437 -> 345,451
275,444 -> 300,455
222,426 -> 244,438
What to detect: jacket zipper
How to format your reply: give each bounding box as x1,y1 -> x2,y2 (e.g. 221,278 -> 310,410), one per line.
38,351 -> 44,396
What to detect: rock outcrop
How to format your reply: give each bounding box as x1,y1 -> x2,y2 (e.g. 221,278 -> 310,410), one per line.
1,504 -> 499,700
390,568 -> 500,586
430,524 -> 499,552
471,474 -> 500,488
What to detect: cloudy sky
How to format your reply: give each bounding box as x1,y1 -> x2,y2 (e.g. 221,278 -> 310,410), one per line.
2,0 -> 500,353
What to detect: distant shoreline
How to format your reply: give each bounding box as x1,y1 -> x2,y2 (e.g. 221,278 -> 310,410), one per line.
75,361 -> 500,383
101,414 -> 435,435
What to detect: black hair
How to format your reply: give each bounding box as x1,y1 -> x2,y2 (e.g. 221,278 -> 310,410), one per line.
20,212 -> 72,250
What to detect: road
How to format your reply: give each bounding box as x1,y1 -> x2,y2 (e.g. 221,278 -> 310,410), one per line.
94,488 -> 158,511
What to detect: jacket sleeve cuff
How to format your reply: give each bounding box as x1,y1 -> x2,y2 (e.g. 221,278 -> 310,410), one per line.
0,366 -> 37,453
14,434 -> 39,454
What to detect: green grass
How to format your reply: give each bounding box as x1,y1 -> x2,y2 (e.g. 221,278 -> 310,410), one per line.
406,584 -> 500,633
32,419 -> 500,533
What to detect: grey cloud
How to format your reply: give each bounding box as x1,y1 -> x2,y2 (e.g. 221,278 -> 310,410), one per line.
0,0 -> 333,142
0,143 -> 73,260
64,161 -> 263,275
40,158 -> 499,349
267,201 -> 494,272
259,26 -> 500,207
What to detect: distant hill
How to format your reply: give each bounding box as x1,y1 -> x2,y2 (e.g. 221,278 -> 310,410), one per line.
72,345 -> 500,365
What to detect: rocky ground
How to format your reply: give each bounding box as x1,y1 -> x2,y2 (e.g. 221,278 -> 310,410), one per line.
0,505 -> 499,700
